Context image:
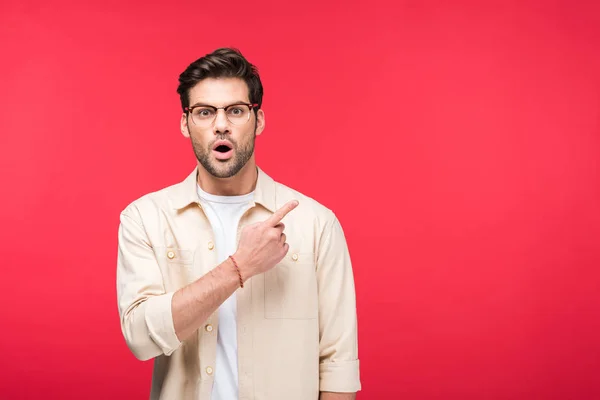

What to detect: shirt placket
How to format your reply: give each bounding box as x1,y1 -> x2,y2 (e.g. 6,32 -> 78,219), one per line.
195,202 -> 221,399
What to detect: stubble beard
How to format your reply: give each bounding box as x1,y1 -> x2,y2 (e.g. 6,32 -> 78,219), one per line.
191,130 -> 256,179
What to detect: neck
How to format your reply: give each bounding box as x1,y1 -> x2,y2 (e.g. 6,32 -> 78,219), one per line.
196,157 -> 258,196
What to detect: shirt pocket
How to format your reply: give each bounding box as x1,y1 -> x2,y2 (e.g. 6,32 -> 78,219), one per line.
264,252 -> 318,319
155,246 -> 196,290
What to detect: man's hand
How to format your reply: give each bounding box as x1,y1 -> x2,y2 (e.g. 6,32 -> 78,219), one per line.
233,200 -> 299,280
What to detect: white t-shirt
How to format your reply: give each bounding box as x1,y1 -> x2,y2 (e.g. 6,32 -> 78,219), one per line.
197,184 -> 254,400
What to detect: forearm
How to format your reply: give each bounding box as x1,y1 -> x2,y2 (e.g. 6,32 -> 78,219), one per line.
172,257 -> 242,341
319,392 -> 356,400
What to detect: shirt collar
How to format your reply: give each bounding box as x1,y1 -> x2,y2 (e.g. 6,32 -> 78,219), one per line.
170,165 -> 277,213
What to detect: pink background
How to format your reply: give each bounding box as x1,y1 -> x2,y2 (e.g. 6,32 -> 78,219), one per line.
1,1 -> 599,399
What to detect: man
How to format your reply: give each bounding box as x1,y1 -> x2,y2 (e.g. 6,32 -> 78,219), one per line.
116,48 -> 360,400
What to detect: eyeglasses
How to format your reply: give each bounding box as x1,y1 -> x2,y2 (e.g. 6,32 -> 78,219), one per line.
185,102 -> 259,127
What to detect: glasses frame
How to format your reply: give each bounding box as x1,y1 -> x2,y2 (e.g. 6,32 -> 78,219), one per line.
184,102 -> 259,126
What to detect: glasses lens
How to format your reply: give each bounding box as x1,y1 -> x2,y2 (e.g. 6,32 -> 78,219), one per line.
191,107 -> 216,126
226,105 -> 251,125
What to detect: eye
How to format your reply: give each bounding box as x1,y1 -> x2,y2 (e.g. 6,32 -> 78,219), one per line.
194,108 -> 215,118
230,107 -> 243,115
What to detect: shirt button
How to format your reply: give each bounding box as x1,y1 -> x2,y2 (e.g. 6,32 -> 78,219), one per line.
291,253 -> 299,261
208,241 -> 214,250
205,324 -> 213,332
206,366 -> 213,375
167,251 -> 175,259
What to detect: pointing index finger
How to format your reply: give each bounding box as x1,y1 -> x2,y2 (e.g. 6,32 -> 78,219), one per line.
266,200 -> 299,226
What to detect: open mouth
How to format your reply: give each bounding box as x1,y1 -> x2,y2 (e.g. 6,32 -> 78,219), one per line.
212,141 -> 234,160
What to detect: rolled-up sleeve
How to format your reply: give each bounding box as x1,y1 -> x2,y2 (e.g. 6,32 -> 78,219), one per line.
116,207 -> 181,361
316,213 -> 361,392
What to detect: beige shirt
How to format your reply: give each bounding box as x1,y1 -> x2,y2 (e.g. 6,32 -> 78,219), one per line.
116,166 -> 361,400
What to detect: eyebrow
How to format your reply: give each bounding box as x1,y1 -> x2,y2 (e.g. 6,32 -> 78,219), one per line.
189,101 -> 249,108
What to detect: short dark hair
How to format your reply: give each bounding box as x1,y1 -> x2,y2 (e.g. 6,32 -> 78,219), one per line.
177,47 -> 263,113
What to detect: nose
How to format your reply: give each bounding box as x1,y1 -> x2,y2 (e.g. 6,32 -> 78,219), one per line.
213,109 -> 231,135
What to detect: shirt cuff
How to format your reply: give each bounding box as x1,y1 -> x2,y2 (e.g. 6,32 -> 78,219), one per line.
319,360 -> 361,392
144,292 -> 181,356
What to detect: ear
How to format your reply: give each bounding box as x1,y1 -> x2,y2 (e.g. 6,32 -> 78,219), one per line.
180,112 -> 190,138
255,109 -> 265,137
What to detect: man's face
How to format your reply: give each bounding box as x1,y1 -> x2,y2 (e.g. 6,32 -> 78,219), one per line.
181,77 -> 265,178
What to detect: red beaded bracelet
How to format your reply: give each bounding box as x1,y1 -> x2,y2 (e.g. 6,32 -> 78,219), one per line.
228,255 -> 244,288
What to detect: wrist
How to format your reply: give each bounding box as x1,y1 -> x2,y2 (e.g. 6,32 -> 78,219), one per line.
213,258 -> 240,286
228,255 -> 245,288
231,251 -> 253,281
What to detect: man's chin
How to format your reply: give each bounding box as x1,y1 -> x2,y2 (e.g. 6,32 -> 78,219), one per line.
207,161 -> 240,179
197,150 -> 251,179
